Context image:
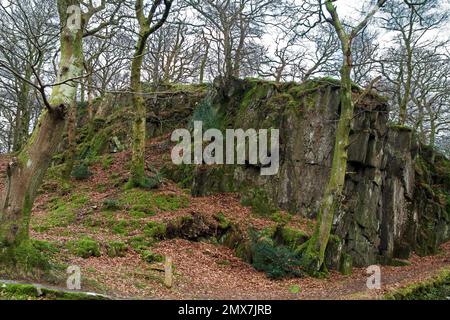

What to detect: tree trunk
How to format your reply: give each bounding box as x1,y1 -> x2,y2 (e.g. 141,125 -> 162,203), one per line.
128,0 -> 172,187
0,0 -> 83,250
13,67 -> 32,152
233,16 -> 247,78
129,31 -> 150,187
62,100 -> 78,179
430,117 -> 436,164
301,46 -> 354,274
223,30 -> 233,81
399,44 -> 412,125
87,69 -> 94,121
199,43 -> 209,84
300,0 -> 385,274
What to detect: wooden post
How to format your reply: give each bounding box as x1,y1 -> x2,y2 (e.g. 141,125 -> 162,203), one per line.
164,256 -> 173,288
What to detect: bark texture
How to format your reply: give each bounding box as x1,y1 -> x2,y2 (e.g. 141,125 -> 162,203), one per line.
0,0 -> 83,249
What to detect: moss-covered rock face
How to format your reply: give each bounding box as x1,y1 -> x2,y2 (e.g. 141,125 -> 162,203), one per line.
66,77 -> 450,271
188,77 -> 450,269
68,83 -> 208,167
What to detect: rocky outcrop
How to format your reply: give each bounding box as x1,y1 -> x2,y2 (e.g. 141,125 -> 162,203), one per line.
75,84 -> 207,160
190,78 -> 450,268
78,77 -> 449,270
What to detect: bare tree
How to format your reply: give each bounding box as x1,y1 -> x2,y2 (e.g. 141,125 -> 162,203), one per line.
128,0 -> 173,188
0,0 -> 125,259
300,0 -> 387,274
186,0 -> 279,81
143,14 -> 202,86
409,48 -> 450,161
378,0 -> 449,124
0,0 -> 59,152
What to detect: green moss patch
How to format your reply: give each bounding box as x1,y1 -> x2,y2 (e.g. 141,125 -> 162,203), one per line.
241,188 -> 278,216
143,221 -> 167,241
32,194 -> 89,232
140,250 -> 164,264
67,237 -> 101,259
118,189 -> 189,215
0,282 -> 109,300
385,269 -> 450,300
106,241 -> 128,258
0,240 -> 53,274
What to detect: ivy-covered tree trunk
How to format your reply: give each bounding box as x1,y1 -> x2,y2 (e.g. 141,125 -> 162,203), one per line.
0,0 -> 83,250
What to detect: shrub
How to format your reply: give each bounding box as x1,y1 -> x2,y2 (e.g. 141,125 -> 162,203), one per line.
161,163 -> 195,188
67,237 -> 101,258
143,221 -> 167,240
0,240 -> 52,272
71,163 -> 91,180
106,241 -> 128,258
271,212 -> 292,224
143,171 -> 164,189
250,234 -> 303,279
32,240 -> 59,254
128,236 -> 152,253
141,250 -> 164,264
101,155 -> 113,170
215,212 -> 230,229
274,225 -> 309,249
124,171 -> 164,190
102,199 -> 121,211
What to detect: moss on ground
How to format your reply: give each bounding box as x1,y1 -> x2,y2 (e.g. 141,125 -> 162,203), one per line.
0,282 -> 109,300
143,221 -> 167,241
32,194 -> 89,232
67,237 -> 101,259
0,240 -> 53,275
119,188 -> 189,215
275,225 -> 309,249
385,269 -> 450,300
140,250 -> 164,263
241,188 -> 277,216
109,219 -> 141,236
106,241 -> 128,258
215,212 -> 231,230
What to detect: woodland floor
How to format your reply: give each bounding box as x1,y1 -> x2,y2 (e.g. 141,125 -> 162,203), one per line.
0,136 -> 449,300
